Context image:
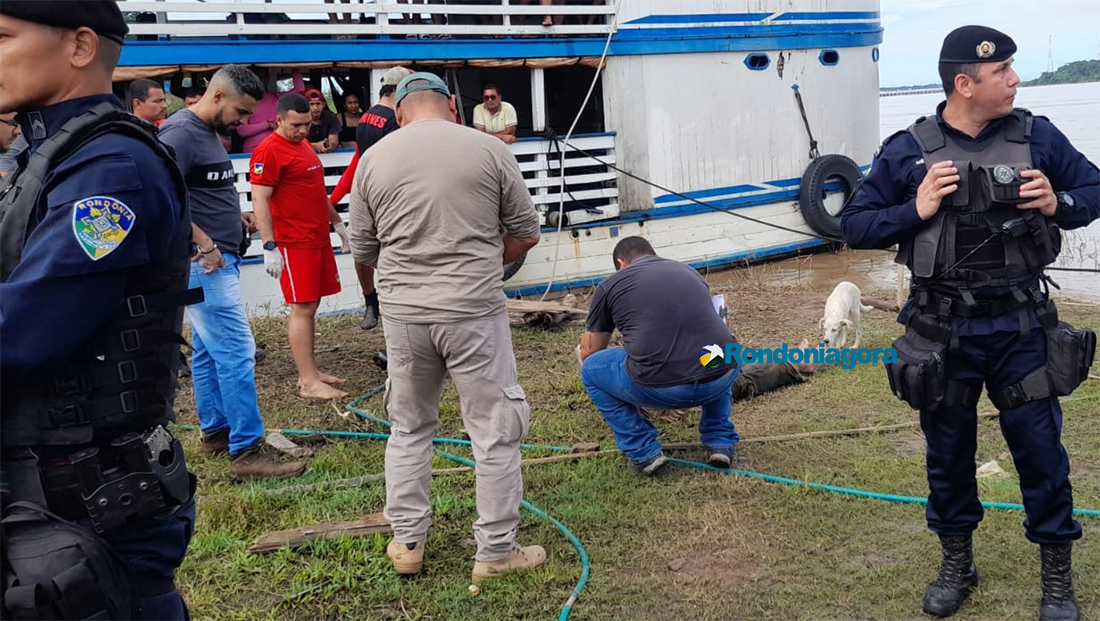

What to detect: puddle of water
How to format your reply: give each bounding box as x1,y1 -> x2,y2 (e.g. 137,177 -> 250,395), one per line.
708,245 -> 1098,304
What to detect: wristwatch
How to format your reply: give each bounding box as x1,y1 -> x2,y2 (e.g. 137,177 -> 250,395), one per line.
262,241 -> 277,251
1056,192 -> 1074,213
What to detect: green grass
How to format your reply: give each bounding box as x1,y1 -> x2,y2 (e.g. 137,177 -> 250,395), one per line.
174,281 -> 1100,620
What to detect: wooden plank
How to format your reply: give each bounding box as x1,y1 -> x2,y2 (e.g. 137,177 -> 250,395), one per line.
506,299 -> 587,315
517,154 -> 615,173
532,187 -> 618,205
248,513 -> 391,554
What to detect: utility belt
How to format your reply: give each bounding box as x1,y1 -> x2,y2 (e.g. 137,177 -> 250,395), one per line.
912,285 -> 1045,319
0,426 -> 193,536
886,297 -> 1095,412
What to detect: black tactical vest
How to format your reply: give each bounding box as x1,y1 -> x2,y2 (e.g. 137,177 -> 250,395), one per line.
0,102 -> 199,446
895,109 -> 1060,288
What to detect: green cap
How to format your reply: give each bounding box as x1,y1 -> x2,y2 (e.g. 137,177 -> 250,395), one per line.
395,72 -> 451,106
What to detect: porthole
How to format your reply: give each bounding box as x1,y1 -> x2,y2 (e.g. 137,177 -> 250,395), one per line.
744,53 -> 770,71
819,50 -> 840,66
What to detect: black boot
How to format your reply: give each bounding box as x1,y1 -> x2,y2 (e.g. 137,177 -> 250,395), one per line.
361,292 -> 379,330
922,535 -> 980,617
1039,543 -> 1079,621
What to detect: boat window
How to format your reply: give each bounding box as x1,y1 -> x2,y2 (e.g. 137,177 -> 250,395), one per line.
744,54 -> 771,71
543,66 -> 605,135
450,67 -> 534,136
819,50 -> 840,66
872,47 -> 880,62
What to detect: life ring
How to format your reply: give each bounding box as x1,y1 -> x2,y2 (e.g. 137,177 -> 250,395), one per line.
797,154 -> 863,239
503,254 -> 525,281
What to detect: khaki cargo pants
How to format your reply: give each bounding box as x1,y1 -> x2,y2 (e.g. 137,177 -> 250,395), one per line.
381,312 -> 531,562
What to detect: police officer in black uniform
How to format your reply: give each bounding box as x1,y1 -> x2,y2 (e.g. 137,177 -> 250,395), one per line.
843,26 -> 1099,620
0,3 -> 199,619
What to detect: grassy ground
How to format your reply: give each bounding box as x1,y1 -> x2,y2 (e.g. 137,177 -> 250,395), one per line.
174,268 -> 1100,621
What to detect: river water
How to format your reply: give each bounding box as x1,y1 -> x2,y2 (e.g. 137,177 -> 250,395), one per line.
762,82 -> 1099,302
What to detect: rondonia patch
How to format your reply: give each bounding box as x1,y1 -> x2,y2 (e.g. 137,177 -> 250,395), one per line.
72,195 -> 136,260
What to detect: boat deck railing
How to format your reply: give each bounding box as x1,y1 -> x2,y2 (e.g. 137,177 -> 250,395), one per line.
229,131 -> 618,253
122,1 -> 618,39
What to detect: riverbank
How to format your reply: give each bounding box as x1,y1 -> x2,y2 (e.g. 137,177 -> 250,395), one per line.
174,276 -> 1100,620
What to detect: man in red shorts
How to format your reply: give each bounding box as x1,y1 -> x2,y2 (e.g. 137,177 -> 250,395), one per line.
250,93 -> 351,400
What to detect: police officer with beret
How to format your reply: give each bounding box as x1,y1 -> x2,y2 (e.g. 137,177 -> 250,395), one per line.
0,2 -> 199,619
843,25 -> 1099,620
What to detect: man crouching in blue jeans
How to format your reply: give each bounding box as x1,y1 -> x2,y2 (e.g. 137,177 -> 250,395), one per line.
578,236 -> 742,475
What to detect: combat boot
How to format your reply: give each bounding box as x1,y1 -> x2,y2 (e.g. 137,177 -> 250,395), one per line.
230,441 -> 305,481
922,535 -> 979,617
386,539 -> 425,575
200,427 -> 230,455
361,292 -> 380,330
471,544 -> 547,583
1039,543 -> 1079,621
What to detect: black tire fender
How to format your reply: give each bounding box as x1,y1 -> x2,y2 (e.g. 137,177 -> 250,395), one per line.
798,154 -> 863,239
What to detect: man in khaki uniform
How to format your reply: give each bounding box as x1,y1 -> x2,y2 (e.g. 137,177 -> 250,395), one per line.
348,72 -> 544,583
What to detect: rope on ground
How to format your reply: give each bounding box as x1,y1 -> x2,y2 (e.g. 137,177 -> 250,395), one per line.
262,450 -> 621,497
668,457 -> 1100,519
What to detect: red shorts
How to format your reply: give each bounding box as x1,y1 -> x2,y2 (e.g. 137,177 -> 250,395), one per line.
279,245 -> 341,304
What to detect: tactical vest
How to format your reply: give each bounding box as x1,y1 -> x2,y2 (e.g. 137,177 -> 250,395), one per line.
0,102 -> 200,446
895,109 -> 1060,289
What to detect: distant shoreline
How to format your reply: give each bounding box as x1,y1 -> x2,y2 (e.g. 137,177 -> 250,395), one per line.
883,59 -> 1100,93
879,80 -> 1098,97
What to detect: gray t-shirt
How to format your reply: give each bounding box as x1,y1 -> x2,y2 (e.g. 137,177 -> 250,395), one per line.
349,119 -> 540,324
159,109 -> 243,254
586,256 -> 736,387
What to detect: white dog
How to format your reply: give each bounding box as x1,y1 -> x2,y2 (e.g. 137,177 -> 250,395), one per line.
820,281 -> 873,349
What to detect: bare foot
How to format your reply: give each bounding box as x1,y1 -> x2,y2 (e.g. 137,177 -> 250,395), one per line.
299,379 -> 348,400
318,372 -> 347,385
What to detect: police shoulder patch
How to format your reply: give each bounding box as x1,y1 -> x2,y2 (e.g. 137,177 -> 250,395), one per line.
72,196 -> 136,261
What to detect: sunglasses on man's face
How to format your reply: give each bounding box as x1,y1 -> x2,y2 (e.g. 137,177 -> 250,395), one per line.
0,119 -> 18,129
483,94 -> 498,101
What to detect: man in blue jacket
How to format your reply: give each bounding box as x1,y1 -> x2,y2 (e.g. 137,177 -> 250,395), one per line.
842,25 -> 1099,621
0,3 -> 199,618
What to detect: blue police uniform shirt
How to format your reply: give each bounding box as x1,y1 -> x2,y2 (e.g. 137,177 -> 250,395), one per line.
0,94 -> 186,377
841,102 -> 1100,335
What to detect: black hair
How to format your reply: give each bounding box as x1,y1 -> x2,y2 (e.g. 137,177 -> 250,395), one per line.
127,78 -> 162,104
481,83 -> 500,96
380,84 -> 397,98
938,62 -> 980,96
611,236 -> 656,269
213,64 -> 265,101
277,93 -> 310,116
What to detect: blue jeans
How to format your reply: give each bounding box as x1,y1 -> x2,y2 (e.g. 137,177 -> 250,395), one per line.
580,347 -> 740,462
186,253 -> 264,455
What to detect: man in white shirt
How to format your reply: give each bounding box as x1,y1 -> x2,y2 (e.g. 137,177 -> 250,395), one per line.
472,84 -> 517,144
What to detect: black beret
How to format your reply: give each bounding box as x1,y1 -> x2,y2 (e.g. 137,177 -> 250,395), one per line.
0,1 -> 128,44
939,25 -> 1016,64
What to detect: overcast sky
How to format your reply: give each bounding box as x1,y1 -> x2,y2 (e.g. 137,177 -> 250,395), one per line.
878,0 -> 1100,87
